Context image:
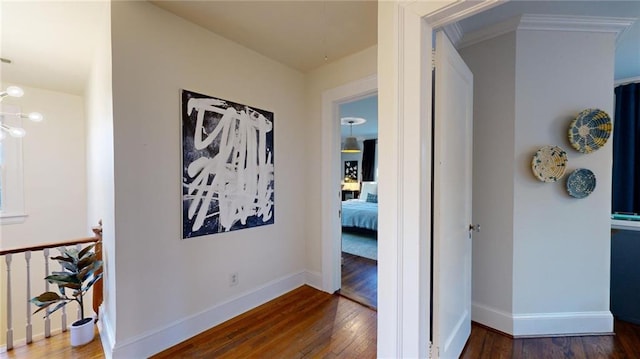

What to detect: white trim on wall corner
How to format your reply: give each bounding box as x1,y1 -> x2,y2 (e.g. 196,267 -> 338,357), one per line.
472,302 -> 514,335
109,271 -> 307,358
615,76 -> 640,86
98,306 -> 115,359
304,270 -> 323,291
471,302 -> 613,337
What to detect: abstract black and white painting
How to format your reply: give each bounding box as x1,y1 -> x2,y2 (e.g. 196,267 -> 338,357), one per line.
344,160 -> 358,182
181,89 -> 275,239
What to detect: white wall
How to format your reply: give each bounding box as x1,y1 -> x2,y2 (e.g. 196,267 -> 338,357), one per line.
304,46 -> 377,274
459,32 -> 516,333
108,2 -> 307,356
84,0 -> 115,348
0,83 -> 88,346
512,30 -> 614,334
460,23 -> 616,336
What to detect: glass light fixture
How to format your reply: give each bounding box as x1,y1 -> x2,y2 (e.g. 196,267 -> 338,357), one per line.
0,86 -> 24,100
1,124 -> 26,138
0,86 -> 44,139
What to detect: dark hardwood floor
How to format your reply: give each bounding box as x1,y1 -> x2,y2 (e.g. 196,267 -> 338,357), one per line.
151,285 -> 377,359
462,319 -> 640,359
5,283 -> 640,358
339,252 -> 377,310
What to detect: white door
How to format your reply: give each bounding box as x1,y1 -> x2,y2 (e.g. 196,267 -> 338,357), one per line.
432,31 -> 474,359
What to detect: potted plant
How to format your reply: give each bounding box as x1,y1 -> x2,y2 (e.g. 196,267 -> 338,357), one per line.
30,243 -> 103,346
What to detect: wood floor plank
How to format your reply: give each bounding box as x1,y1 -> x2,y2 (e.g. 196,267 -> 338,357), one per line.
7,284 -> 640,359
462,319 -> 640,359
339,252 -> 377,309
0,327 -> 104,359
151,285 -> 376,359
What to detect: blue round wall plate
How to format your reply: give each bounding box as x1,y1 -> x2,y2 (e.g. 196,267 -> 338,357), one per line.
566,168 -> 596,198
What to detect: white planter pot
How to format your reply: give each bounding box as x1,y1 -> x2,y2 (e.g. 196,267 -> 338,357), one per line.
70,318 -> 95,347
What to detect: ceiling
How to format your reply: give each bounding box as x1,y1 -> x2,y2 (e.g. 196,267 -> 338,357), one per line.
0,1 -> 107,95
340,95 -> 378,140
0,1 -> 637,97
150,0 -> 378,73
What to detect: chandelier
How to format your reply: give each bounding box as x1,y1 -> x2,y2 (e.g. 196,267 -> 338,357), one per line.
0,86 -> 44,139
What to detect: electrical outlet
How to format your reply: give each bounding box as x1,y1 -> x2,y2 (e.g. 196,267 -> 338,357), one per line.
230,272 -> 239,287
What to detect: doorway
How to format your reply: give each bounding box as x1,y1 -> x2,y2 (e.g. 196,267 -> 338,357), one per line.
319,74 -> 376,296
338,95 -> 378,309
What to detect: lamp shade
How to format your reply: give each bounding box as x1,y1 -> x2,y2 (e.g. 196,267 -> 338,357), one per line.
342,136 -> 360,153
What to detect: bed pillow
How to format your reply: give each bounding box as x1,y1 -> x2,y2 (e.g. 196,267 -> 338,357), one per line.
359,182 -> 378,201
366,193 -> 378,203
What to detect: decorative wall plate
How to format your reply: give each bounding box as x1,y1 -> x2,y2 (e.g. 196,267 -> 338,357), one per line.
531,145 -> 568,183
566,168 -> 596,198
568,108 -> 612,153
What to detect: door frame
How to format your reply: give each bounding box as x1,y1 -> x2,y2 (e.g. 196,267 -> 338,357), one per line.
321,74 -> 377,293
321,1 -> 503,358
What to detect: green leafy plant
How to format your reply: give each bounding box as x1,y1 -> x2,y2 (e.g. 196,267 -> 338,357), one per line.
30,243 -> 103,321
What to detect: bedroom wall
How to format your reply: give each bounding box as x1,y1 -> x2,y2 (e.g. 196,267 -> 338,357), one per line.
459,20 -> 616,336
340,138 -> 379,185
109,2 -> 307,356
459,32 -> 516,334
304,46 -> 377,276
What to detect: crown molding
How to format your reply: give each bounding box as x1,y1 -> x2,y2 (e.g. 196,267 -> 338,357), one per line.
458,15 -> 521,48
459,14 -> 636,49
443,22 -> 464,48
615,76 -> 640,86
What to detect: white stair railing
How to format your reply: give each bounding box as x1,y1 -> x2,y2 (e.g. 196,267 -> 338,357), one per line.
0,233 -> 101,352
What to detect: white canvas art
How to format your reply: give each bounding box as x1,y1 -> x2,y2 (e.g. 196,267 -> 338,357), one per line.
181,90 -> 275,238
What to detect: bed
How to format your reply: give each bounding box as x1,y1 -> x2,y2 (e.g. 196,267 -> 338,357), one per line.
341,182 -> 378,232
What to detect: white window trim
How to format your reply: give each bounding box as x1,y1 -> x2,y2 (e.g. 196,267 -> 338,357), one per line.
1,104 -> 27,224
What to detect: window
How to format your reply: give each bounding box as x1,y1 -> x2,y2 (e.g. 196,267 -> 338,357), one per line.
0,103 -> 27,224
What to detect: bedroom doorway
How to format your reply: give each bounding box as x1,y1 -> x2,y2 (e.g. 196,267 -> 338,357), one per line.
338,95 -> 378,309
319,74 -> 376,299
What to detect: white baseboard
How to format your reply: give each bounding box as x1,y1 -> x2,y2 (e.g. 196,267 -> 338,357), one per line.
305,270 -> 323,291
512,311 -> 613,337
98,305 -> 115,359
472,302 -> 613,337
472,302 -> 514,334
109,270 -> 308,359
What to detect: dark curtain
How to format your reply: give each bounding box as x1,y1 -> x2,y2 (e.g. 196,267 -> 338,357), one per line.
613,83 -> 640,213
361,139 -> 376,182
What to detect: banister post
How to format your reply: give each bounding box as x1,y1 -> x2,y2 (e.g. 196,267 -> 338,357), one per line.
58,246 -> 67,332
43,248 -> 51,338
25,251 -> 32,344
5,254 -> 13,350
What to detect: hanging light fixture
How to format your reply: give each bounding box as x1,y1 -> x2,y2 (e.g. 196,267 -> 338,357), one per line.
0,86 -> 24,100
341,117 -> 366,153
0,86 -> 44,139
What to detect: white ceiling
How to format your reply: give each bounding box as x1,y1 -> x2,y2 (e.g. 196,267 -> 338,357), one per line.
150,0 -> 378,73
0,1 -> 107,95
1,1 -> 637,97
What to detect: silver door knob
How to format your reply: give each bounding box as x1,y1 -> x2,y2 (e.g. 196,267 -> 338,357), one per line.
469,224 -> 480,232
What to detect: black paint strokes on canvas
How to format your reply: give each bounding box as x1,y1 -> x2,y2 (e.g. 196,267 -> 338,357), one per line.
181,89 -> 275,239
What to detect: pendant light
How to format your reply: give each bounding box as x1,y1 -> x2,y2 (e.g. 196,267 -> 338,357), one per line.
341,119 -> 361,153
